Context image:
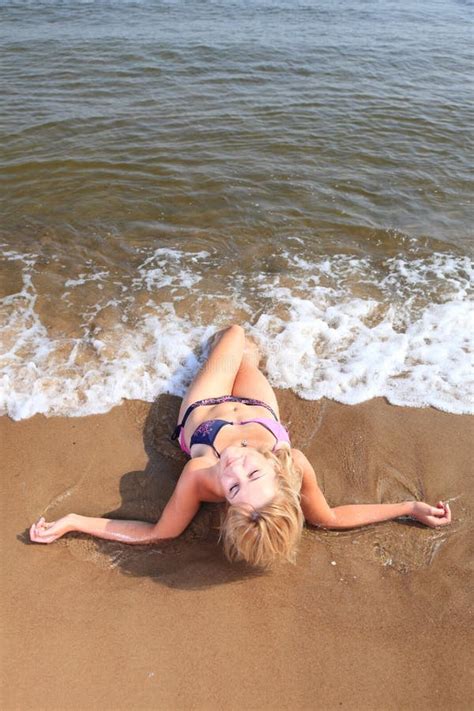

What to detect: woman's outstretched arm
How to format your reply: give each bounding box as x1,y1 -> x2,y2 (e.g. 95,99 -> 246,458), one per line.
292,449 -> 451,530
30,461 -> 202,545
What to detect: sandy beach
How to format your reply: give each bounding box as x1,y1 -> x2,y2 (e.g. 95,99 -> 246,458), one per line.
1,394 -> 472,710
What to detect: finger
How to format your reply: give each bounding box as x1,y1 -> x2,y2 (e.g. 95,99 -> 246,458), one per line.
36,524 -> 54,537
37,520 -> 54,532
427,514 -> 450,527
31,525 -> 57,542
30,528 -> 52,542
34,535 -> 55,544
432,503 -> 449,516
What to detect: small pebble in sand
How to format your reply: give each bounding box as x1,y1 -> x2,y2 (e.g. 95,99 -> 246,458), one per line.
331,561 -> 336,566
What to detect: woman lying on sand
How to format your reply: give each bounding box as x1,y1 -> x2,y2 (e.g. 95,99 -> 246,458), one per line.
30,325 -> 451,566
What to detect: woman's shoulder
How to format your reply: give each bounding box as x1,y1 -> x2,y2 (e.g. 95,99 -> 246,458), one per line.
289,446 -> 304,461
289,448 -> 315,475
182,456 -> 224,502
182,455 -> 215,477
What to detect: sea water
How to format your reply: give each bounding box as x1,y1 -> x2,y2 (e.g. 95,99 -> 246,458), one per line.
1,0 -> 473,419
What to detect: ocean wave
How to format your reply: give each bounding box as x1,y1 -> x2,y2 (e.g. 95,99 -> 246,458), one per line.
1,245 -> 472,420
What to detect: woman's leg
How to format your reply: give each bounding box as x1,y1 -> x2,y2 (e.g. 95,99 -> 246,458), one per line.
177,325 -> 246,422
231,339 -> 280,418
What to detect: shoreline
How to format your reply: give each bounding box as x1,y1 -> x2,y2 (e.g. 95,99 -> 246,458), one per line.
1,395 -> 473,710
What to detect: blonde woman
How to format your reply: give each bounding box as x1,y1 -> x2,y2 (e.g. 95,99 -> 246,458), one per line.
30,325 -> 451,566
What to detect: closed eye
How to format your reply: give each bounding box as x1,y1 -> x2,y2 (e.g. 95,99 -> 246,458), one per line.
229,471 -> 264,498
249,469 -> 265,481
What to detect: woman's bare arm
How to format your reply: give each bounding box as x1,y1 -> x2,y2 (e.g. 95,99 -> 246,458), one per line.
292,449 -> 451,529
30,461 -> 203,545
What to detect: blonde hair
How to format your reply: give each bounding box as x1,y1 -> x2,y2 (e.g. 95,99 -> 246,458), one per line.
220,448 -> 304,568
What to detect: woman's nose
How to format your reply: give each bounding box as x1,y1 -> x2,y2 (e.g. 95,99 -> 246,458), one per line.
228,462 -> 246,478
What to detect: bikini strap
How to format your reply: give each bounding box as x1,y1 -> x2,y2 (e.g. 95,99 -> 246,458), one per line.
170,401 -> 199,441
170,425 -> 182,441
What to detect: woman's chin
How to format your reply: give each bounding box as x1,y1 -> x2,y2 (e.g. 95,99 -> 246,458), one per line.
220,445 -> 244,462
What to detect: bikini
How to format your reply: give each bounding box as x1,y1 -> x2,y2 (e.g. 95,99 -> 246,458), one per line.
171,395 -> 291,457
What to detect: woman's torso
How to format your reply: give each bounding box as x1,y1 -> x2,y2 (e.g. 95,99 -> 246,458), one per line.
183,400 -> 289,459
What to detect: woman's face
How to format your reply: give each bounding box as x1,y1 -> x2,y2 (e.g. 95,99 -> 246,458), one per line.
218,446 -> 277,508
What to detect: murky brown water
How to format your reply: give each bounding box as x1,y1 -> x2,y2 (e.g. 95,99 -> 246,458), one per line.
1,1 -> 473,419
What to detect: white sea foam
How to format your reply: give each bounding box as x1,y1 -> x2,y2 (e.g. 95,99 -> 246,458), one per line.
0,246 -> 472,419
65,271 -> 110,288
253,296 -> 473,414
133,248 -> 207,292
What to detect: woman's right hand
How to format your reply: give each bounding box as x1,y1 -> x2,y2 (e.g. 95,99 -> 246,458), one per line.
29,514 -> 75,543
410,501 -> 451,528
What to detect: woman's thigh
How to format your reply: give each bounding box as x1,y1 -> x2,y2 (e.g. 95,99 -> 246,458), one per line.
178,325 -> 245,422
231,361 -> 280,418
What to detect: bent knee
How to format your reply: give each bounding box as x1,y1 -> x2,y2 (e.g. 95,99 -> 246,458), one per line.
227,324 -> 245,335
220,324 -> 245,342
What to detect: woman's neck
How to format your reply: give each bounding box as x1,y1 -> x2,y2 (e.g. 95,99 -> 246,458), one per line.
196,459 -> 226,502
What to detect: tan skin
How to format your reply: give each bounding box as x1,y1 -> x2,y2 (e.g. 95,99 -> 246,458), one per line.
30,325 -> 451,546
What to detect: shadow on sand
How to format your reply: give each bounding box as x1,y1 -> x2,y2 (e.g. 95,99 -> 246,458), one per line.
91,394 -> 265,589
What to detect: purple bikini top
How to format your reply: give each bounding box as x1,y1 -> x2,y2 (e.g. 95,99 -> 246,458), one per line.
171,395 -> 291,457
190,417 -> 291,457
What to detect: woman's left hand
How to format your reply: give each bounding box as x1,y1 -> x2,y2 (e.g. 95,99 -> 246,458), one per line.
410,501 -> 451,528
29,515 -> 75,543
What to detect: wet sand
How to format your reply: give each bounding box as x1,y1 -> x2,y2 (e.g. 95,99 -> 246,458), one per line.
1,395 -> 473,711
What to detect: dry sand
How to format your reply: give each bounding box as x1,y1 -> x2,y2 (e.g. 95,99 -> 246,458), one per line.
1,394 -> 473,711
